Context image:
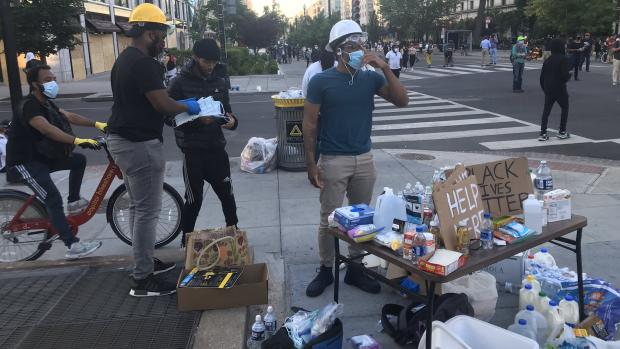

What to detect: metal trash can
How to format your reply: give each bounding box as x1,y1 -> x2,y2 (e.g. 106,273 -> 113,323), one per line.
272,95 -> 306,171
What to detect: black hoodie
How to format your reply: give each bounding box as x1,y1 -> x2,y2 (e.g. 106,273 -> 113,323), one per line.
167,60 -> 237,150
540,40 -> 571,93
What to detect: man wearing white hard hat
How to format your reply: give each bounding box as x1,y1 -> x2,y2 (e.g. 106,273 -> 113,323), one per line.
303,20 -> 409,297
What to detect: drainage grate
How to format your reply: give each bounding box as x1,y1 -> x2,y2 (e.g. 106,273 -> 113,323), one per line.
395,153 -> 436,161
0,266 -> 199,349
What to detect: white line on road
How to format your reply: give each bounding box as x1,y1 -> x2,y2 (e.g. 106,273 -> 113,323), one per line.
404,70 -> 451,77
371,126 -> 539,143
417,67 -> 471,75
374,99 -> 446,107
374,104 -> 465,114
373,110 -> 486,122
372,116 -> 516,131
449,66 -> 494,73
480,135 -> 593,150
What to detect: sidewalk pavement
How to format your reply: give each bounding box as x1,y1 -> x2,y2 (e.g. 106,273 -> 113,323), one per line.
2,147 -> 620,348
0,62 -> 306,102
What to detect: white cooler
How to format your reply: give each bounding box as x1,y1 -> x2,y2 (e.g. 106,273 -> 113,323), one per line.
419,315 -> 539,349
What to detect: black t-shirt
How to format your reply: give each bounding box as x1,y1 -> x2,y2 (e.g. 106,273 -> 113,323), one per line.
6,97 -> 50,166
567,41 -> 584,55
108,46 -> 167,142
583,38 -> 594,53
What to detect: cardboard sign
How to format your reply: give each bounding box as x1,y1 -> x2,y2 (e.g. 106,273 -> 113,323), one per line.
465,157 -> 533,217
433,173 -> 485,250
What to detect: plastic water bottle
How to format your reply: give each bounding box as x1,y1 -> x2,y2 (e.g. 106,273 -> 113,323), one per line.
264,306 -> 277,337
558,295 -> 579,325
414,181 -> 425,195
508,319 -> 537,342
413,225 -> 427,261
533,248 -> 557,268
523,194 -> 543,235
247,315 -> 265,349
519,283 -> 537,310
534,161 -> 553,200
480,213 -> 493,250
514,305 -> 548,346
424,185 -> 433,211
545,300 -> 564,340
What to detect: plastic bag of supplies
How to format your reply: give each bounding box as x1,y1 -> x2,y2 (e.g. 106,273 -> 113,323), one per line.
240,137 -> 277,174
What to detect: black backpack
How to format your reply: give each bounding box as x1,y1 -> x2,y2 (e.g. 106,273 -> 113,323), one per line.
381,293 -> 474,346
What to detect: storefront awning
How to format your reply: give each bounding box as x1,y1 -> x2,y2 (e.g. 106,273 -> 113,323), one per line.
85,18 -> 121,33
116,21 -> 133,34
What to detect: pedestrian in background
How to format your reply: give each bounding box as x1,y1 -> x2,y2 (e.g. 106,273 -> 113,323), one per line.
304,48 -> 311,67
581,33 -> 594,72
607,36 -> 616,63
480,35 -> 491,67
543,35 -> 553,61
443,40 -> 455,67
539,39 -> 572,141
490,34 -> 498,65
566,36 -> 583,81
401,45 -> 409,72
612,35 -> 620,87
386,45 -> 402,78
425,40 -> 434,68
511,36 -> 528,93
408,43 -> 417,71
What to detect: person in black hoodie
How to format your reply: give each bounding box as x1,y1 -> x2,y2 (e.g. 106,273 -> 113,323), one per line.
167,39 -> 239,245
538,39 -> 572,141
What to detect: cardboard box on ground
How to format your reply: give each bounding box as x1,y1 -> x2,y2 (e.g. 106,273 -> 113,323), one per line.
177,229 -> 268,312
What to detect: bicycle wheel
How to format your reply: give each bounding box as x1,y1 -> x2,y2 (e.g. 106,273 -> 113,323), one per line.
0,190 -> 50,262
107,182 -> 183,248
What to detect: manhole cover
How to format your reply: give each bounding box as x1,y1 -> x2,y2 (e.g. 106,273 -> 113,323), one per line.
396,153 -> 436,161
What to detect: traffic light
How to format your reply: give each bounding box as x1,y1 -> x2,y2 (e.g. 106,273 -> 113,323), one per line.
352,0 -> 360,24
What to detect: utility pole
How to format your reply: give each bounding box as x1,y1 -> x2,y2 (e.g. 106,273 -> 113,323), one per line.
0,0 -> 23,116
328,0 -> 331,18
218,0 -> 227,62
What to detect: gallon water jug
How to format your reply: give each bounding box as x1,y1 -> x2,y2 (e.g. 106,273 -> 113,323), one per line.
545,300 -> 564,341
533,248 -> 557,268
558,294 -> 579,325
514,305 -> 548,346
373,187 -> 407,232
521,274 -> 541,293
508,319 -> 537,342
519,284 -> 537,310
523,194 -> 543,234
535,292 -> 551,315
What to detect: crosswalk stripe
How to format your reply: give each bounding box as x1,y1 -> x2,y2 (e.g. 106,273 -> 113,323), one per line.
449,66 -> 493,73
371,126 -> 539,143
493,67 -> 514,72
373,110 -> 486,122
374,104 -> 464,114
398,74 -> 425,80
405,70 -> 451,77
372,116 -> 516,131
480,135 -> 593,150
375,99 -> 445,107
416,67 -> 470,75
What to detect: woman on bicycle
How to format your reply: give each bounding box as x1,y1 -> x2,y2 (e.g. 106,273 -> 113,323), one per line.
6,64 -> 105,260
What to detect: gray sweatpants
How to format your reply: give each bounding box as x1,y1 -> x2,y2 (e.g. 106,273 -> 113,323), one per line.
107,134 -> 165,280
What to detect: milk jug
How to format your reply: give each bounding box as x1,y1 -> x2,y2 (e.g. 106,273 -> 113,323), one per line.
535,292 -> 551,315
534,248 -> 557,268
508,319 -> 537,342
545,300 -> 564,341
523,194 -> 543,234
558,294 -> 579,325
373,187 -> 407,232
514,305 -> 548,346
521,274 -> 541,293
519,283 -> 537,310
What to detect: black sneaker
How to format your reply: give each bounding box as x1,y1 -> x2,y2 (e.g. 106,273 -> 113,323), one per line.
557,131 -> 571,140
538,133 -> 549,141
306,266 -> 334,297
153,257 -> 175,275
130,274 -> 176,297
344,263 -> 381,294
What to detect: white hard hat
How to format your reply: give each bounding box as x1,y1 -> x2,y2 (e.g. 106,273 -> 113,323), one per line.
326,20 -> 364,52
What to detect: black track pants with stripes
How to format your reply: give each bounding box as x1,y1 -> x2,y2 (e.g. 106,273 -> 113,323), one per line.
181,148 -> 238,237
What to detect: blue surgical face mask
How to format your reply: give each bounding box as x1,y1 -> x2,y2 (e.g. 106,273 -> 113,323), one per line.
42,81 -> 59,99
346,50 -> 364,70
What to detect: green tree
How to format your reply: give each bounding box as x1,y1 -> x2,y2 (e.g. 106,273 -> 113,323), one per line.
0,0 -> 84,63
472,0 -> 486,42
236,7 -> 285,52
526,0 -> 616,35
288,12 -> 339,49
365,10 -> 382,43
379,0 -> 460,40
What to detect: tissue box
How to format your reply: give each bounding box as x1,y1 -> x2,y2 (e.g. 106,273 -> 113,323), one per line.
334,204 -> 374,230
418,249 -> 466,276
544,189 -> 571,223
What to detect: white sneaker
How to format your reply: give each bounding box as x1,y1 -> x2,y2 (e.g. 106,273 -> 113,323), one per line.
65,240 -> 102,260
67,197 -> 89,215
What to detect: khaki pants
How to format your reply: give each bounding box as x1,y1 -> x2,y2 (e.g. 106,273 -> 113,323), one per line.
317,152 -> 377,267
613,59 -> 620,84
481,48 -> 490,66
425,52 -> 433,66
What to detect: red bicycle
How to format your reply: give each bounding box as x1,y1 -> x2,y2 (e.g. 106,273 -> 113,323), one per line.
0,138 -> 183,262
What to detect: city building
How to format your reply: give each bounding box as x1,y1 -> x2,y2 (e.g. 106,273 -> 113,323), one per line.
452,0 -> 517,20
359,0 -> 379,26
0,0 -> 193,85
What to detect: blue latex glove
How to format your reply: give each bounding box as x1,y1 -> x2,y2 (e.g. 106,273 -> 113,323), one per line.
177,98 -> 201,115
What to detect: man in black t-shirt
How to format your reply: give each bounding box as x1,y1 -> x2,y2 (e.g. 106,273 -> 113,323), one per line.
566,36 -> 584,81
106,3 -> 200,297
6,64 -> 105,260
580,33 -> 594,72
